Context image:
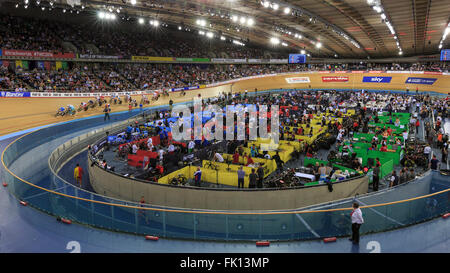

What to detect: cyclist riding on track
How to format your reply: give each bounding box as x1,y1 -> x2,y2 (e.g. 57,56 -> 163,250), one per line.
67,104 -> 75,115
56,106 -> 66,117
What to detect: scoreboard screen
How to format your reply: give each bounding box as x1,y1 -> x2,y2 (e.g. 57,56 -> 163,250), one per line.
440,49 -> 450,61
288,54 -> 306,64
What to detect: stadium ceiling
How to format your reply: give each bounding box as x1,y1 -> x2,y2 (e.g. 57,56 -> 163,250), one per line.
6,0 -> 450,58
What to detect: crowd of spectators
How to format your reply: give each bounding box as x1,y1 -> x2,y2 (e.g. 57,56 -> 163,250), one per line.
0,14 -> 285,59
0,63 -> 307,92
1,61 -> 449,92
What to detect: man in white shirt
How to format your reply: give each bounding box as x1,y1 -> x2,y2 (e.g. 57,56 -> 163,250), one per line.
158,148 -> 164,161
132,143 -> 138,154
350,202 -> 364,244
424,144 -> 431,160
188,140 -> 195,153
213,152 -> 224,163
168,143 -> 175,154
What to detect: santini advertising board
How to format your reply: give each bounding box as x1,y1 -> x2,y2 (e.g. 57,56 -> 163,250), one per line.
405,77 -> 437,85
362,76 -> 392,83
285,77 -> 310,83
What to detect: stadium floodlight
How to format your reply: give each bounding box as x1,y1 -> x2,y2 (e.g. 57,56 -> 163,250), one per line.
316,42 -> 322,48
284,7 -> 290,14
262,1 -> 270,8
220,36 -> 226,40
270,37 -> 280,45
24,5 -> 28,8
272,3 -> 279,10
153,20 -> 159,26
399,51 -> 403,55
199,31 -> 205,35
373,5 -> 382,13
240,17 -> 246,24
281,42 -> 288,46
24,0 -> 28,4
380,13 -> 386,20
206,32 -> 214,38
138,18 -> 144,24
130,0 -> 137,5
232,15 -> 238,22
98,11 -> 105,19
62,9 -> 66,13
438,44 -> 443,49
196,19 -> 207,26
247,18 -> 254,26
300,50 -> 306,54
178,26 -> 182,30
367,0 -> 374,5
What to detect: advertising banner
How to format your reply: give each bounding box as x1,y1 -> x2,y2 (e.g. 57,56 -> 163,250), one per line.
211,58 -> 228,63
78,54 -> 122,59
0,49 -> 2,56
322,76 -> 349,82
248,59 -> 262,63
269,59 -> 288,64
423,71 -> 442,75
351,71 -> 365,73
175,58 -> 210,62
362,76 -> 392,83
285,77 -> 310,84
131,56 -> 176,61
0,91 -> 31,97
2,49 -> 75,59
405,77 -> 437,85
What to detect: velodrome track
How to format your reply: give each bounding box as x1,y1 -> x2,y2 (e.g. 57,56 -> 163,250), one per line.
1,71 -> 449,136
0,72 -> 449,253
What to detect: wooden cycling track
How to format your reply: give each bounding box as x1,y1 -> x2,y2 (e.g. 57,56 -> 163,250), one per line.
0,72 -> 448,136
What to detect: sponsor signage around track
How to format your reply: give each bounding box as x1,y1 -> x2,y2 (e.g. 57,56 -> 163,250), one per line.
1,49 -> 76,59
131,56 -> 176,61
405,77 -> 437,85
423,71 -> 443,75
322,76 -> 349,82
175,58 -> 210,62
269,59 -> 288,64
78,54 -> 122,59
362,76 -> 392,83
285,77 -> 310,83
0,91 -> 31,97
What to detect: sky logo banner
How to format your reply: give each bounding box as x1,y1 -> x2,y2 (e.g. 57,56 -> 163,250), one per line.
362,76 -> 392,83
405,77 -> 437,85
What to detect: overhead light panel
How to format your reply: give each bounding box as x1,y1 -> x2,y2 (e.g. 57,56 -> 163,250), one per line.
270,37 -> 280,45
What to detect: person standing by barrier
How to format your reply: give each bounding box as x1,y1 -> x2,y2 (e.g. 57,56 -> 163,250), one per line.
249,168 -> 257,189
73,163 -> 84,188
429,154 -> 440,171
257,165 -> 264,188
372,164 -> 380,191
237,166 -> 245,189
194,167 -> 202,187
349,202 -> 364,244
